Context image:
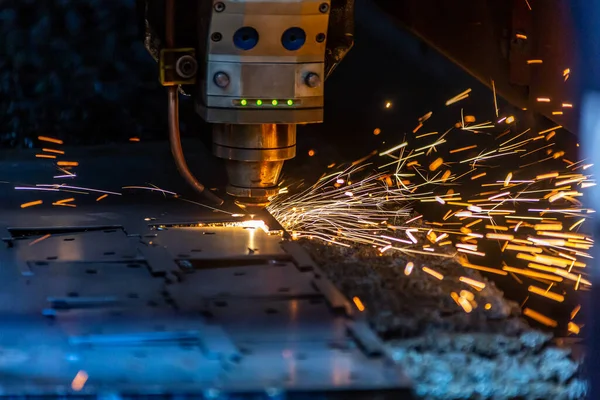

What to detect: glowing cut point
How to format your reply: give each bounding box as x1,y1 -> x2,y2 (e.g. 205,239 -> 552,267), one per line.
256,100 -> 263,106
272,100 -> 278,106
240,99 -> 247,106
287,99 -> 294,106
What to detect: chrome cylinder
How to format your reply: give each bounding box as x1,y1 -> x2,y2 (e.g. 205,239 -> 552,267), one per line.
213,123 -> 296,210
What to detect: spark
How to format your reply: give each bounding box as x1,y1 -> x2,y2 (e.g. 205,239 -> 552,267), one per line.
29,234 -> 51,246
458,296 -> 473,313
538,126 -> 562,135
568,322 -> 580,335
122,186 -> 178,196
536,97 -> 551,103
380,142 -> 408,156
523,308 -> 558,327
422,266 -> 444,280
502,266 -> 564,282
571,305 -> 581,320
445,88 -> 471,106
527,59 -> 543,64
15,186 -> 59,192
38,136 -> 63,145
569,218 -> 585,231
43,148 -> 65,155
20,200 -> 43,208
492,79 -> 499,117
267,89 -> 595,329
36,154 -> 56,159
528,285 -> 565,302
71,370 -> 88,391
36,184 -> 122,196
352,296 -> 365,311
459,276 -> 486,289
96,194 -> 108,202
404,261 -> 414,275
429,158 -> 444,171
57,161 -> 79,167
450,145 -> 477,154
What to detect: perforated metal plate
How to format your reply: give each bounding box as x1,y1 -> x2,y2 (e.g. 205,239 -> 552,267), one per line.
0,145 -> 413,398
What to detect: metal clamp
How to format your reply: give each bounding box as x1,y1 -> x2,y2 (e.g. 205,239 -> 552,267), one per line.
159,48 -> 197,86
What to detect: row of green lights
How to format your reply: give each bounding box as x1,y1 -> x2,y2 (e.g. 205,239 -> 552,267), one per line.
240,99 -> 294,106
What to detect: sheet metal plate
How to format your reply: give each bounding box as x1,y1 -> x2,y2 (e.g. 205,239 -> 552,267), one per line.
0,146 -> 412,397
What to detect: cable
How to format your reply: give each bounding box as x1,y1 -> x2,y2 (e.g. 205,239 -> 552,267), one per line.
165,0 -> 224,205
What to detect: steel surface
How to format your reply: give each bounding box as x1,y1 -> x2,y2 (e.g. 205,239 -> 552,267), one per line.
0,146 -> 412,397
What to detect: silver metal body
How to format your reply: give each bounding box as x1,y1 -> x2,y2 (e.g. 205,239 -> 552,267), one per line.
197,0 -> 329,124
0,144 -> 412,397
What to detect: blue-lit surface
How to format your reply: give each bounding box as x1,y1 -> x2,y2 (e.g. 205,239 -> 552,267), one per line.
0,144 -> 412,398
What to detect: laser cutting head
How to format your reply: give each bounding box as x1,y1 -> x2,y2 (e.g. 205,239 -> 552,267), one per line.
196,0 -> 331,209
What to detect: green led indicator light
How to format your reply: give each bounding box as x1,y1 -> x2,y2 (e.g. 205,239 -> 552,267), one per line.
256,100 -> 263,106
272,100 -> 278,106
240,99 -> 247,106
287,99 -> 294,106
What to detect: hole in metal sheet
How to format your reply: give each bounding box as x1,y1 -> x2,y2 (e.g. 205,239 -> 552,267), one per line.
127,293 -> 139,299
67,292 -> 79,297
309,298 -> 323,305
85,268 -> 98,274
35,261 -> 49,266
179,256 -> 291,270
121,255 -> 135,259
265,308 -> 278,314
203,232 -> 216,235
214,300 -> 228,307
178,254 -> 190,258
191,249 -> 202,252
278,287 -> 290,293
64,238 -> 75,241
127,263 -> 141,268
104,229 -> 117,233
8,226 -> 122,238
103,251 -> 115,256
144,234 -> 157,238
147,300 -> 159,307
233,271 -> 246,276
46,256 -> 58,260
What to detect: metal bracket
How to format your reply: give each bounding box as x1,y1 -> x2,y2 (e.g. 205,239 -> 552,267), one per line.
159,47 -> 197,86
